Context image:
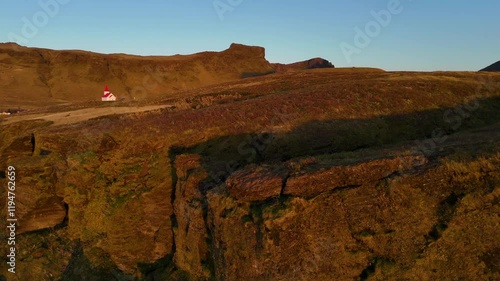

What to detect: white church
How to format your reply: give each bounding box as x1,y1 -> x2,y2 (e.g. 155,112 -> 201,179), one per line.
101,85 -> 117,101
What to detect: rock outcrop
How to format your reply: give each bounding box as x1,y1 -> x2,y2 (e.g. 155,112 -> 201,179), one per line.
17,196 -> 66,234
272,57 -> 335,73
480,61 -> 500,72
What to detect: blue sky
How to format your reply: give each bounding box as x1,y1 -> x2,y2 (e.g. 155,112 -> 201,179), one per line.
0,0 -> 499,71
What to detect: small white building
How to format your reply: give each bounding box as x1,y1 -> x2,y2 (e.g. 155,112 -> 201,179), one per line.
101,85 -> 117,101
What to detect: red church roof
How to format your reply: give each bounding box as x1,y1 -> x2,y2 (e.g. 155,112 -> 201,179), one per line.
102,85 -> 114,98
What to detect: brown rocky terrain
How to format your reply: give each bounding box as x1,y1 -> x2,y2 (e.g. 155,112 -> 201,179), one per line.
0,45 -> 500,280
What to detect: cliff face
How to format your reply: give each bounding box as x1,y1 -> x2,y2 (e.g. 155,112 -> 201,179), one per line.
204,152 -> 499,280
0,43 -> 275,108
1,70 -> 500,280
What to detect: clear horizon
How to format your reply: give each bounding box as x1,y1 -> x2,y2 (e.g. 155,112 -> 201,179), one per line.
1,0 -> 499,71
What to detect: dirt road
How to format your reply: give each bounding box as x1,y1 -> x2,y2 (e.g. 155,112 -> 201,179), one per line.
1,105 -> 169,126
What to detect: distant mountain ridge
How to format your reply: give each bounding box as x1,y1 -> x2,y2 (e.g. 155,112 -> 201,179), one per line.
480,61 -> 500,72
0,42 -> 275,108
272,58 -> 335,73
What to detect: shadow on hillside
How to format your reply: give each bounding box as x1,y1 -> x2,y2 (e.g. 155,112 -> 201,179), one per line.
170,95 -> 500,187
